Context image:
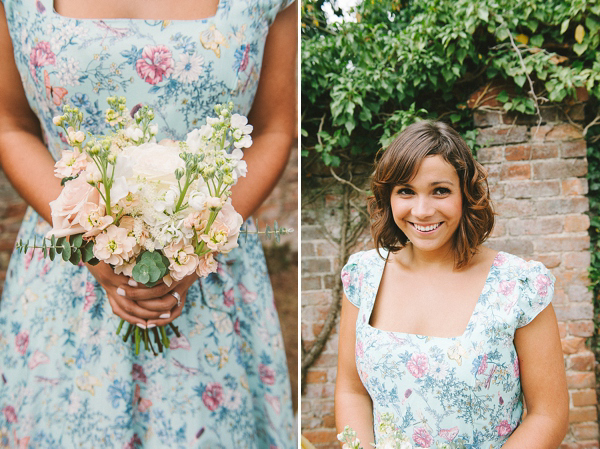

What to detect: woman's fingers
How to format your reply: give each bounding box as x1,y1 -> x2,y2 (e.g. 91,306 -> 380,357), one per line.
130,295 -> 178,313
146,291 -> 186,327
110,291 -> 167,320
106,294 -> 149,327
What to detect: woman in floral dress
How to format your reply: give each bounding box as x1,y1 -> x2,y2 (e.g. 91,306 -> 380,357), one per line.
335,121 -> 568,448
0,0 -> 297,448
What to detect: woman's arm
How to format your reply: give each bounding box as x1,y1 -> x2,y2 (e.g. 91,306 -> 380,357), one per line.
502,304 -> 569,448
229,1 -> 297,221
335,294 -> 375,448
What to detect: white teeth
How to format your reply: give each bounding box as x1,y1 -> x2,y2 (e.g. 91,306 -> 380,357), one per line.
414,223 -> 440,232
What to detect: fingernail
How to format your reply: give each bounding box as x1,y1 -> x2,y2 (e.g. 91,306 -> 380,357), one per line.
128,279 -> 138,287
116,288 -> 126,296
159,313 -> 170,319
136,323 -> 146,329
147,324 -> 157,328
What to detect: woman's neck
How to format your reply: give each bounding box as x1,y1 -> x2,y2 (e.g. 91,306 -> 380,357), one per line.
392,242 -> 457,273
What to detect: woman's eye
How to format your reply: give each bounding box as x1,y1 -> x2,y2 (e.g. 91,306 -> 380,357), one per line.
396,188 -> 413,195
433,187 -> 451,195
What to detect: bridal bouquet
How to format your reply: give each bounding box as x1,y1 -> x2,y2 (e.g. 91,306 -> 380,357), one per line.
17,97 -> 284,355
338,414 -> 413,449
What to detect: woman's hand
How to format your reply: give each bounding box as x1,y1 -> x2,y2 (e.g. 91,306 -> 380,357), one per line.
86,261 -> 197,327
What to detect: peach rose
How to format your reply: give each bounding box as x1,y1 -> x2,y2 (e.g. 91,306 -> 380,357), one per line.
47,176 -> 101,239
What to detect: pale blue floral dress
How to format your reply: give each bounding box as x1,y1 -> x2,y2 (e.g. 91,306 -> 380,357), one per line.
0,1 -> 295,448
341,249 -> 555,448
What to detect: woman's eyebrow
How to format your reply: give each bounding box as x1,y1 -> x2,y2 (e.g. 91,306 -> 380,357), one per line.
431,180 -> 454,186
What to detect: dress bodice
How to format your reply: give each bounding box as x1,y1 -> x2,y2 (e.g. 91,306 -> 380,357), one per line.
341,249 -> 554,448
2,0 -> 290,159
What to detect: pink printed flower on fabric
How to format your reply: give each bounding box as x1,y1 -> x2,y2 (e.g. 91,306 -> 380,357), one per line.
29,41 -> 56,80
163,240 -> 198,281
513,357 -> 520,377
196,253 -> 218,278
407,353 -> 429,378
54,149 -> 89,179
15,330 -> 29,356
132,364 -> 147,383
2,405 -> 17,423
438,427 -> 459,441
47,175 -> 101,239
413,427 -> 433,448
93,225 -> 137,267
259,363 -> 276,385
202,382 -> 223,411
477,353 -> 488,375
496,420 -> 512,436
135,45 -> 174,85
535,273 -> 552,297
498,280 -> 515,296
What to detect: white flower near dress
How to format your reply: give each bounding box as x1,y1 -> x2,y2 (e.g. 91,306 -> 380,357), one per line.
173,53 -> 204,83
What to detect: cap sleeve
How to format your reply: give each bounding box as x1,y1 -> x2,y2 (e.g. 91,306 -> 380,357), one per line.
515,261 -> 555,328
341,252 -> 363,308
264,0 -> 295,26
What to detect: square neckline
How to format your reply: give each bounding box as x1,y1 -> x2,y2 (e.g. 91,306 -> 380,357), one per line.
50,0 -> 222,23
365,249 -> 503,340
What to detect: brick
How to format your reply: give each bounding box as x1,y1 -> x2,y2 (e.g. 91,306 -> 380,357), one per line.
476,126 -> 528,146
531,143 -> 560,159
572,390 -> 598,407
323,275 -> 336,289
302,276 -> 322,291
567,352 -> 595,371
302,242 -> 315,257
564,215 -> 590,232
561,338 -> 586,355
562,178 -> 589,196
562,140 -> 587,158
504,144 -> 532,161
536,253 -> 561,269
501,163 -> 531,180
572,422 -> 599,440
555,303 -> 594,321
568,321 -> 594,338
532,235 -> 589,252
473,109 -> 505,127
494,199 -> 532,218
489,183 -> 504,201
302,226 -> 326,240
534,197 -> 589,215
314,353 -> 338,367
316,242 -> 337,257
323,414 -> 336,428
490,220 -> 506,238
503,180 -> 560,198
303,291 -> 333,306
567,284 -> 593,303
563,252 -> 591,269
569,406 -> 598,423
306,370 -> 327,383
486,237 -> 533,257
566,372 -> 596,389
531,159 -> 587,180
507,217 -> 563,235
533,124 -> 584,141
484,163 -> 502,183
302,258 -> 332,274
558,321 -> 567,338
478,147 -> 504,163
302,429 -> 338,444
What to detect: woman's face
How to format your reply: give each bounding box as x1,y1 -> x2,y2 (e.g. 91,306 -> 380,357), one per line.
390,154 -> 463,255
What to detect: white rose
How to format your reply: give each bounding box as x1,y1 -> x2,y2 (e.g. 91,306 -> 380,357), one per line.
118,142 -> 185,189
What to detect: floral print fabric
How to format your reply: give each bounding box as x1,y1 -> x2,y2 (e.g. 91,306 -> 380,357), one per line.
341,249 -> 555,448
0,0 -> 295,448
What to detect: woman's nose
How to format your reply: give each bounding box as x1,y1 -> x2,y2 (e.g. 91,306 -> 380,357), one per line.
411,195 -> 435,218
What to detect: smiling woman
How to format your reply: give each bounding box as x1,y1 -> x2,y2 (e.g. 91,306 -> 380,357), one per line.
334,121 -> 569,448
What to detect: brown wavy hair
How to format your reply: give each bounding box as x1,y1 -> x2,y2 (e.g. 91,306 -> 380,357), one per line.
368,120 -> 495,268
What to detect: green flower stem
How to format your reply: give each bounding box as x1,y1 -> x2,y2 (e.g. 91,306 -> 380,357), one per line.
174,176 -> 193,213
143,329 -> 149,351
116,319 -> 124,335
135,327 -> 141,355
123,323 -> 133,342
169,323 -> 181,338
160,326 -> 170,349
152,327 -> 163,353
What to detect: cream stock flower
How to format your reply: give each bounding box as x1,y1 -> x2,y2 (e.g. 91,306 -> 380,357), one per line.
79,203 -> 113,238
196,253 -> 218,278
199,201 -> 243,253
54,149 -> 89,179
163,240 -> 198,281
93,225 -> 137,266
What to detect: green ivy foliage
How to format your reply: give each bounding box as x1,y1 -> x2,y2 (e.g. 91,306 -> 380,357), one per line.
301,0 -> 600,170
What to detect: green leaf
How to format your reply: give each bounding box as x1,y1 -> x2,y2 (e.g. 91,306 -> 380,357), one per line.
61,238 -> 72,261
477,6 -> 489,22
586,16 -> 600,36
514,75 -> 526,87
503,102 -> 513,111
573,42 -> 588,56
42,240 -> 47,258
81,243 -> 95,263
530,34 -> 544,47
55,237 -> 65,254
71,234 -> 83,249
496,27 -> 509,41
87,257 -> 100,266
69,249 -> 81,265
496,90 -> 509,103
49,246 -> 56,261
450,113 -> 461,124
561,19 -> 570,35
